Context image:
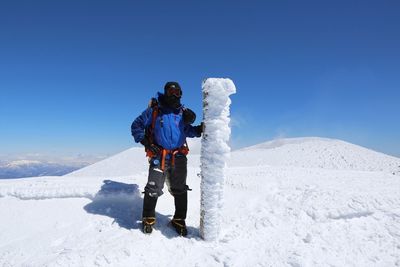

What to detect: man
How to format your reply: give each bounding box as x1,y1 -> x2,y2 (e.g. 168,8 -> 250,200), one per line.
131,81 -> 202,236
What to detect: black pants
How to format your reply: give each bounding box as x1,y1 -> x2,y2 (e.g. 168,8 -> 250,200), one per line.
142,155 -> 188,219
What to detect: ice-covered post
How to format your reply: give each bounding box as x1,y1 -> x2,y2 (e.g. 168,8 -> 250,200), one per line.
200,78 -> 236,241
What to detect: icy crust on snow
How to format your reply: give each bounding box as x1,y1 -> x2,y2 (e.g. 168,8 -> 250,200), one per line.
200,78 -> 236,241
0,176 -> 142,200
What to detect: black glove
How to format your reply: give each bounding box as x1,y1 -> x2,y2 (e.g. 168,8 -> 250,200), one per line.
193,122 -> 204,136
183,108 -> 196,124
140,138 -> 161,155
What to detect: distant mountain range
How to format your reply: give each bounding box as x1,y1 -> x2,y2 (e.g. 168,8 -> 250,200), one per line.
0,160 -> 88,179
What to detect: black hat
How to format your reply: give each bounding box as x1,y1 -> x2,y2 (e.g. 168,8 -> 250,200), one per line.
164,81 -> 182,94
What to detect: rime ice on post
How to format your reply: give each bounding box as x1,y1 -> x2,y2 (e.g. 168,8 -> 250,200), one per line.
200,78 -> 236,241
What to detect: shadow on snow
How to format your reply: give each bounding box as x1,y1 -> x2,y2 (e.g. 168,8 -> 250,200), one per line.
84,180 -> 200,239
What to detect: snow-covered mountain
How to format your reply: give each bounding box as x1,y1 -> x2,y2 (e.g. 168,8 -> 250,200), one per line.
232,137 -> 400,174
1,137 -> 399,266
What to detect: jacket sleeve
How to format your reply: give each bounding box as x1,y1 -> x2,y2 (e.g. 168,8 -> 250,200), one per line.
184,124 -> 201,138
131,108 -> 153,143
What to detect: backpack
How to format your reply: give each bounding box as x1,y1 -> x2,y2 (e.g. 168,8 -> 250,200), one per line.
145,98 -> 189,166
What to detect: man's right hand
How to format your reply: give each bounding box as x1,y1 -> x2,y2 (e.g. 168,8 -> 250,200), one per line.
140,138 -> 161,155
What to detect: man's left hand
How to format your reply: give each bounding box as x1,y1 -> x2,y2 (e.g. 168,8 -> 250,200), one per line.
194,122 -> 204,135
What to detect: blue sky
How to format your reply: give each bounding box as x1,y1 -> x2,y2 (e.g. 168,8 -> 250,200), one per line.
0,0 -> 399,158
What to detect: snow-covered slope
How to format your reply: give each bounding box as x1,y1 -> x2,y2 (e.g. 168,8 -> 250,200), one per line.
66,147 -> 148,177
1,137 -> 399,266
66,139 -> 202,178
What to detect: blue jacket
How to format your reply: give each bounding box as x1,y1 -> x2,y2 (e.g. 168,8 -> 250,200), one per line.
131,93 -> 200,150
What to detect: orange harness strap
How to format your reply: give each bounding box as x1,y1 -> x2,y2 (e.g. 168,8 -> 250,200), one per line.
160,146 -> 189,171
161,149 -> 167,171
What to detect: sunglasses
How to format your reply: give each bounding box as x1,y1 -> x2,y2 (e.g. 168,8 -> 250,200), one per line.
166,87 -> 182,97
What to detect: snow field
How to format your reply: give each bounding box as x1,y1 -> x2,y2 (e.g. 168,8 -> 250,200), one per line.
0,137 -> 399,266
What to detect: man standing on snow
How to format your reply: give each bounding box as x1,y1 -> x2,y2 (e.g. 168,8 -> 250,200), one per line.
131,81 -> 202,236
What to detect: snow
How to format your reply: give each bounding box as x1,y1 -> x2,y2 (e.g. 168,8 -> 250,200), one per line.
200,78 -> 236,241
1,137 -> 400,266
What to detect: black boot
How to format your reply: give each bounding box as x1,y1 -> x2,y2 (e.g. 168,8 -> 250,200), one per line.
142,217 -> 156,234
142,193 -> 158,234
171,192 -> 188,236
171,218 -> 187,236
173,192 -> 187,219
142,192 -> 158,218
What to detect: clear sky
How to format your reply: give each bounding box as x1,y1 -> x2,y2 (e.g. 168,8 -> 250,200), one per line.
0,0 -> 399,158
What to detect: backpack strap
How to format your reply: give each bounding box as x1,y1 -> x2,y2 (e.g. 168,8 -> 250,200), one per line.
148,97 -> 158,110
147,98 -> 159,140
150,106 -> 158,137
144,98 -> 160,158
